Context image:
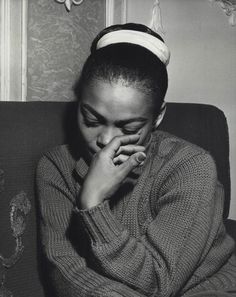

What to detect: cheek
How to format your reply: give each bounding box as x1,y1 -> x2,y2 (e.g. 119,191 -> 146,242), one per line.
78,118 -> 97,146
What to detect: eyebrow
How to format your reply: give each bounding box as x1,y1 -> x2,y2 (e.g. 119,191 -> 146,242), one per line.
81,103 -> 148,125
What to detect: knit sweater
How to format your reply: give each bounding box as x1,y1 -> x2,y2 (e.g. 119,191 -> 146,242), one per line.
36,130 -> 236,297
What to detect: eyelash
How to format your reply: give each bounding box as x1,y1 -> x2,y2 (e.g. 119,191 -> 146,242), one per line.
83,118 -> 141,135
83,118 -> 100,127
122,128 -> 140,135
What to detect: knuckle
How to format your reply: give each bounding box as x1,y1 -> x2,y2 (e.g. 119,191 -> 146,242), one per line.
112,135 -> 121,140
129,156 -> 138,167
113,135 -> 122,143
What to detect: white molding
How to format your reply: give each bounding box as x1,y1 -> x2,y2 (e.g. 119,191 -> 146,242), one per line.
209,0 -> 236,26
122,0 -> 127,23
0,0 -> 28,101
106,0 -> 114,26
106,0 -> 127,27
1,0 -> 10,101
55,0 -> 84,12
21,0 -> 28,101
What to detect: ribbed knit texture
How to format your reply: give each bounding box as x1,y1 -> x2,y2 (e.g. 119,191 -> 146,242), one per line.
36,130 -> 236,297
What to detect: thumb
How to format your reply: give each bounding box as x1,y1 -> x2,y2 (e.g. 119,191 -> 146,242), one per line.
119,152 -> 146,175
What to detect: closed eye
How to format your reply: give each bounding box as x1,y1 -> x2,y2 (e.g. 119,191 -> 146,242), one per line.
80,105 -> 104,127
83,118 -> 101,127
80,103 -> 106,123
121,124 -> 144,135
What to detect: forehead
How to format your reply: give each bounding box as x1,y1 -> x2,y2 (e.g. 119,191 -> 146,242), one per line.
81,79 -> 153,118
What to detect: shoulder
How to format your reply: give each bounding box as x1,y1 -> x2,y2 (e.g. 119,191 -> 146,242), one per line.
148,131 -> 221,212
150,130 -> 217,177
152,130 -> 214,160
37,144 -> 76,177
152,130 -> 206,156
48,144 -> 75,159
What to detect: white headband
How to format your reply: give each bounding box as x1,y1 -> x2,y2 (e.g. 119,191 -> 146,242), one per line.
96,29 -> 170,66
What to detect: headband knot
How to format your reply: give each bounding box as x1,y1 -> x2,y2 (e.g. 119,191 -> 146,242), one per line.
96,29 -> 170,66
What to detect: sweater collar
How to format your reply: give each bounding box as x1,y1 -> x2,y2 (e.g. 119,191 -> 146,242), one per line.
75,156 -> 89,180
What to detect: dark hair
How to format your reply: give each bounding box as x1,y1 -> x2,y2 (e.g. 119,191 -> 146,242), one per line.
74,23 -> 168,115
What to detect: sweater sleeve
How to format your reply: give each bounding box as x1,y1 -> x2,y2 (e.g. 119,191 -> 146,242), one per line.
36,154 -> 146,297
76,152 -> 227,297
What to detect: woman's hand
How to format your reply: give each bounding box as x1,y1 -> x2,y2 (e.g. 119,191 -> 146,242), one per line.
78,134 -> 146,209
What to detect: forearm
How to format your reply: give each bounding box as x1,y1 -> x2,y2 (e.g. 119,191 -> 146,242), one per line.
75,201 -> 161,296
40,204 -> 146,297
45,254 -> 146,297
37,154 -> 145,297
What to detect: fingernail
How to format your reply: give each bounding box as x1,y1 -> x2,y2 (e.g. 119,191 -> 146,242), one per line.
137,153 -> 146,163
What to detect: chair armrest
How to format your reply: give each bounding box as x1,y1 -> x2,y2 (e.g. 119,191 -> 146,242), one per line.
225,219 -> 236,254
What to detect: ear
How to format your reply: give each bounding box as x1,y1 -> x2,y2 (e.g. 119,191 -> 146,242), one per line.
153,102 -> 166,130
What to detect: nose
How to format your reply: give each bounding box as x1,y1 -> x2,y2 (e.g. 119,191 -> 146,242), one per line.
96,127 -> 120,149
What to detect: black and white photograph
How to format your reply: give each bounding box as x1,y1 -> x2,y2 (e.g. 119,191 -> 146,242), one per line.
0,1 -> 236,296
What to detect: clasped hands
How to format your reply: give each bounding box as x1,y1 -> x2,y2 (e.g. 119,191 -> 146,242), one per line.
78,134 -> 146,209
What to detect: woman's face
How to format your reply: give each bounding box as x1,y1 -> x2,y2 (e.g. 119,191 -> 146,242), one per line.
78,79 -> 155,161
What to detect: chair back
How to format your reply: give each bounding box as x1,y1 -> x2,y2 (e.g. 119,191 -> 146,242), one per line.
0,101 -> 231,297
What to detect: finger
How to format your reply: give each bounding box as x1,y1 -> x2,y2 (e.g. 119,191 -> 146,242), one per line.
103,134 -> 140,158
118,152 -> 147,176
115,145 -> 145,157
113,154 -> 129,165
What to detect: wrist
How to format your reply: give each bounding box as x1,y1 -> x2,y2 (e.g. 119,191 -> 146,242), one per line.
78,185 -> 104,209
79,198 -> 100,210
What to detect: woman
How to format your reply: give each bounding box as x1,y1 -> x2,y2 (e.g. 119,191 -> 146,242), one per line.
37,23 -> 236,297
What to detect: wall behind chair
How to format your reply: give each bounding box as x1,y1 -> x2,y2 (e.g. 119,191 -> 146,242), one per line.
27,0 -> 105,101
127,0 -> 236,219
